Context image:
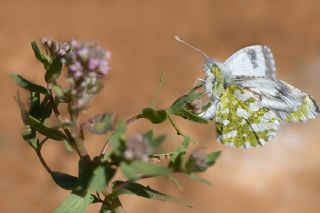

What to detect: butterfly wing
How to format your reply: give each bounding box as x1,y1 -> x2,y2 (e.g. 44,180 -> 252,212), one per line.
215,85 -> 280,148
221,45 -> 276,79
235,78 -> 320,122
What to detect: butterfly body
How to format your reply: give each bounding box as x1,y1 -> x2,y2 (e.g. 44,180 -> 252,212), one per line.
199,45 -> 320,148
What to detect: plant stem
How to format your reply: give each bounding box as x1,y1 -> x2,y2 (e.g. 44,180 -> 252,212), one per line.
70,110 -> 91,162
36,148 -> 52,174
48,89 -> 91,162
126,114 -> 141,125
168,116 -> 184,136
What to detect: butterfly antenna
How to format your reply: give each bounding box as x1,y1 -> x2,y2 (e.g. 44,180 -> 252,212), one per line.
175,36 -> 210,59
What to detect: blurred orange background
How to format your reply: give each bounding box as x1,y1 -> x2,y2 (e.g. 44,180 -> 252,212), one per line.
1,0 -> 320,212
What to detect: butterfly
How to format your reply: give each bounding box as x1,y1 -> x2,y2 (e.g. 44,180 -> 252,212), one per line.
176,36 -> 320,149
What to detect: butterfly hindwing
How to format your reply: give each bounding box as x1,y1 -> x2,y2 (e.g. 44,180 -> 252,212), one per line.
234,78 -> 320,122
215,85 -> 280,148
221,45 -> 276,79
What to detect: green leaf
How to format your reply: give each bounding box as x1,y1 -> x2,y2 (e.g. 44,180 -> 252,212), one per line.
89,165 -> 116,192
120,162 -> 139,179
143,130 -> 165,148
27,138 -> 39,150
140,108 -> 168,124
45,56 -> 63,83
174,108 -> 209,123
109,120 -> 126,158
78,159 -> 116,192
113,181 -> 192,208
51,171 -> 78,190
150,135 -> 165,148
121,161 -> 172,179
10,73 -> 49,95
63,139 -> 74,152
27,115 -> 67,141
205,151 -> 221,166
31,41 -> 51,69
86,113 -> 114,135
53,84 -> 65,98
169,136 -> 190,171
54,192 -> 92,213
99,204 -> 112,213
21,126 -> 39,150
29,94 -> 52,121
143,130 -> 153,142
40,96 -> 53,120
168,92 -> 203,114
184,173 -> 211,185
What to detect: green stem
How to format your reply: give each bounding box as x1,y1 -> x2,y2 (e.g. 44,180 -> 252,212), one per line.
48,88 -> 91,162
35,143 -> 52,174
168,116 -> 184,136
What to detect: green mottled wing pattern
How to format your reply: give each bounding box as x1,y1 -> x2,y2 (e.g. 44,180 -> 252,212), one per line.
215,85 -> 280,148
198,45 -> 320,148
285,95 -> 319,122
235,78 -> 320,123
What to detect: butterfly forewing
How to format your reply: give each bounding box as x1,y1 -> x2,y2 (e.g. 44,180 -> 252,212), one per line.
215,85 -> 280,148
221,45 -> 276,79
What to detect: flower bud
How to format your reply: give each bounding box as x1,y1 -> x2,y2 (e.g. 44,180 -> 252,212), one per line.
40,37 -> 71,57
185,149 -> 208,172
124,134 -> 152,162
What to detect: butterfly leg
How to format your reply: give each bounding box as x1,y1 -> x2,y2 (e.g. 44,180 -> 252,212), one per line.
193,78 -> 205,87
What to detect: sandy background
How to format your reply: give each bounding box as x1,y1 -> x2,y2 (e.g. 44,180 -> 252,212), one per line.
1,0 -> 320,212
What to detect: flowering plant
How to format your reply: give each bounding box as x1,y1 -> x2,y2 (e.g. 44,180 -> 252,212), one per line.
12,37 -> 221,212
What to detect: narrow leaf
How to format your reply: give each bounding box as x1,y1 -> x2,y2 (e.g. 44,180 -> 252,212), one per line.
31,41 -> 51,68
45,56 -> 63,83
113,181 -> 193,208
27,115 -> 67,141
10,73 -> 49,95
174,108 -> 209,123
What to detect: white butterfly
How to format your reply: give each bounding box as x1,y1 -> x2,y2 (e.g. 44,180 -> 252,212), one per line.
176,36 -> 320,148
